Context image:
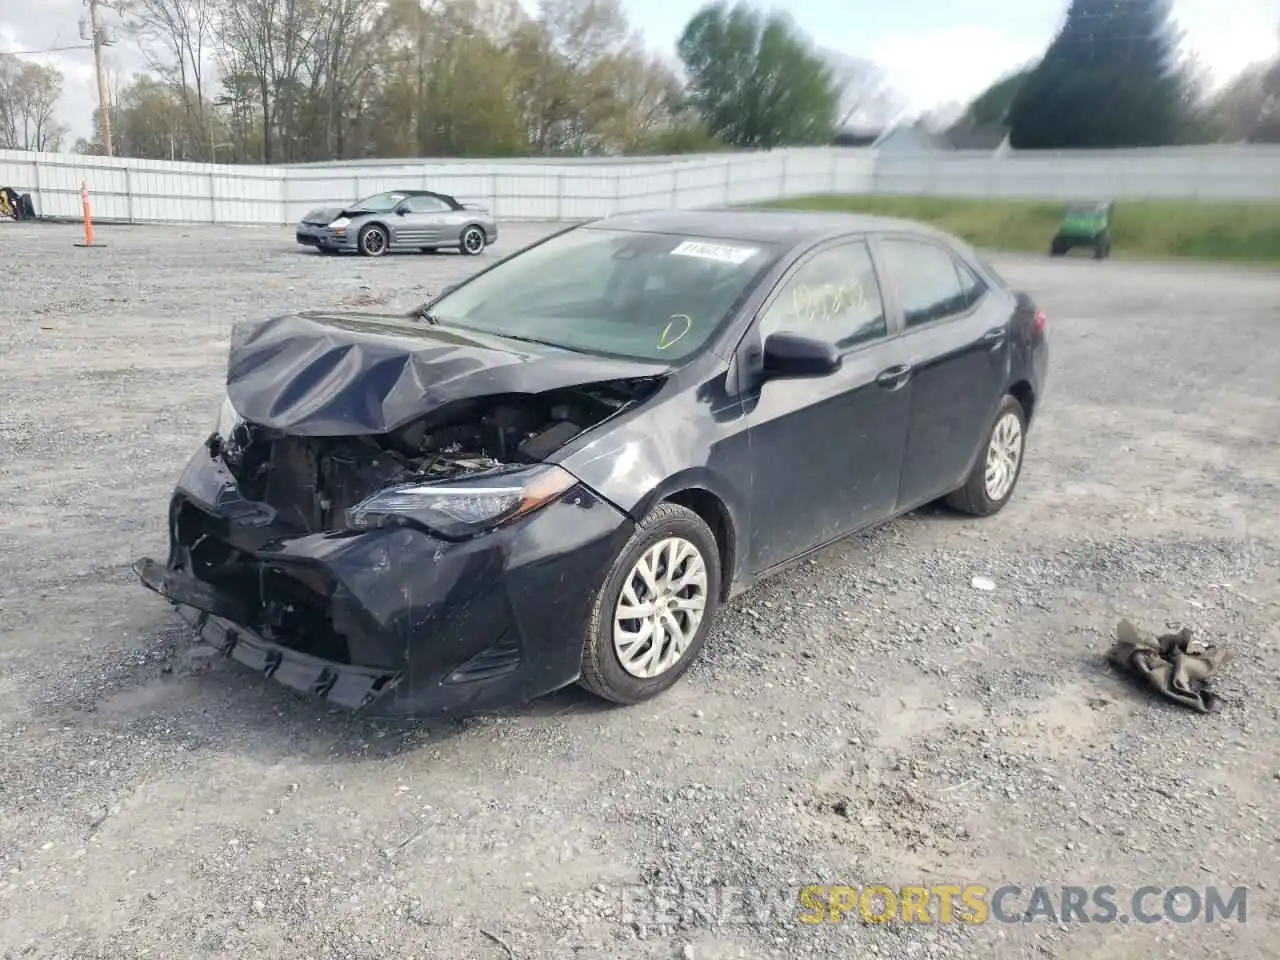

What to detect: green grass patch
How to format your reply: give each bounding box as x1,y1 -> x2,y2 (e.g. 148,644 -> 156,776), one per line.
756,195 -> 1280,264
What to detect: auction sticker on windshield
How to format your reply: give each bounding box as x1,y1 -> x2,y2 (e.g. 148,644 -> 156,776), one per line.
670,240 -> 760,264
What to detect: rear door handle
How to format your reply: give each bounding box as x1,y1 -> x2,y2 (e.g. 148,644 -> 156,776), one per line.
981,327 -> 1007,348
876,364 -> 912,390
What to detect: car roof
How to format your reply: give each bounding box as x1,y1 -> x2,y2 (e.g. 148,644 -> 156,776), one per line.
582,208 -> 959,248
367,188 -> 456,199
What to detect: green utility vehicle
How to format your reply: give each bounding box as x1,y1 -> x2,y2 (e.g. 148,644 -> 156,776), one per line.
1051,201 -> 1113,259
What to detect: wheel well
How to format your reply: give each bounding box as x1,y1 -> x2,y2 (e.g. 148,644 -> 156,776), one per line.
463,222 -> 488,241
360,221 -> 388,236
663,489 -> 735,602
1009,380 -> 1035,422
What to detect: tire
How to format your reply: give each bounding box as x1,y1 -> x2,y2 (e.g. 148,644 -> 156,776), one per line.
1050,238 -> 1066,257
944,394 -> 1028,517
459,225 -> 486,256
579,502 -> 722,705
357,224 -> 388,257
1094,234 -> 1111,260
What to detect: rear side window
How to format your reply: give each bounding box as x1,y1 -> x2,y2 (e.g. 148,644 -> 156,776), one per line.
956,260 -> 988,310
879,238 -> 972,328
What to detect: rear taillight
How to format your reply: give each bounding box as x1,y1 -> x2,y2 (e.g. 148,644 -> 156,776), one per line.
1033,310 -> 1047,335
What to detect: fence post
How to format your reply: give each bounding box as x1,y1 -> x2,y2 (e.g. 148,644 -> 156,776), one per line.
490,172 -> 498,218
779,151 -> 788,198
670,168 -> 679,208
209,170 -> 217,223
31,157 -> 41,216
613,170 -> 621,215
556,173 -> 564,220
723,159 -> 731,206
125,167 -> 135,223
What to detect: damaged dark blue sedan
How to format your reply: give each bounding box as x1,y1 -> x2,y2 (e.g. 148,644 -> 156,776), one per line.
134,209 -> 1049,718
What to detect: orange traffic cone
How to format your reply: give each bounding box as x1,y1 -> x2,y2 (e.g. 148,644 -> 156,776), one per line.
74,181 -> 106,248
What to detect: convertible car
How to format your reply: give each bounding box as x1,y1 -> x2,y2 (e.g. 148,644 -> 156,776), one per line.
295,189 -> 496,257
135,209 -> 1048,719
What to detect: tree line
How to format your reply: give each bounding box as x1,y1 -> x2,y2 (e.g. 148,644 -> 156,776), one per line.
0,0 -> 1276,162
0,0 -> 895,163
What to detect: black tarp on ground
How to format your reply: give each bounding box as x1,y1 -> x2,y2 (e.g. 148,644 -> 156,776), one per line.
0,188 -> 36,220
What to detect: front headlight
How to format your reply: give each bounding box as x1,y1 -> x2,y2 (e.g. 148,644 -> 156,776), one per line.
347,464 -> 579,539
328,216 -> 350,229
215,393 -> 243,439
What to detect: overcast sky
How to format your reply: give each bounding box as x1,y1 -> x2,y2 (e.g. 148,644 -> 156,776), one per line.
2,0 -> 1277,143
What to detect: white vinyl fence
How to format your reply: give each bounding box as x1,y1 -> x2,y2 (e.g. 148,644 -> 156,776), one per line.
1,143 -> 1277,227
0,148 -> 873,225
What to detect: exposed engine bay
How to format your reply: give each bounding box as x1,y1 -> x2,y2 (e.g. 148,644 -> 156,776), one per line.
208,380 -> 655,532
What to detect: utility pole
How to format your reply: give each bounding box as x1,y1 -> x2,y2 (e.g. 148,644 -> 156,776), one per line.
85,0 -> 113,156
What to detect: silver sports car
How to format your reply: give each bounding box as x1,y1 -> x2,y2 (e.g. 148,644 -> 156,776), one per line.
295,189 -> 498,257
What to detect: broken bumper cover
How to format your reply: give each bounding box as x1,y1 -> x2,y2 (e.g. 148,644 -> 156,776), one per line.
135,449 -> 634,719
295,223 -> 357,251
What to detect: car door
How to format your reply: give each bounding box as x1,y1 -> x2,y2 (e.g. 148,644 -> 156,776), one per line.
737,237 -> 912,574
395,195 -> 451,246
873,234 -> 1011,511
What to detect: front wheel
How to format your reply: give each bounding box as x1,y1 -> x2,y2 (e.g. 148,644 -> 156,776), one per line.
944,395 -> 1028,517
357,224 -> 388,257
579,502 -> 722,705
459,226 -> 486,256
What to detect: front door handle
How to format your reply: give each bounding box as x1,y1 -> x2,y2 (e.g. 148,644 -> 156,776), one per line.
981,327 -> 1007,348
876,364 -> 912,390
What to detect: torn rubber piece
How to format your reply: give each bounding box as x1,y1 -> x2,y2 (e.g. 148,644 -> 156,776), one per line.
1105,618 -> 1232,714
132,556 -> 252,624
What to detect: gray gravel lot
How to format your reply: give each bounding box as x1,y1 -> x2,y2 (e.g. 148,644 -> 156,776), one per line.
1,220 -> 1278,960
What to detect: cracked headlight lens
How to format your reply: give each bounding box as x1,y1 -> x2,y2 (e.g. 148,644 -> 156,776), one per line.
347,464 -> 578,539
215,394 -> 243,439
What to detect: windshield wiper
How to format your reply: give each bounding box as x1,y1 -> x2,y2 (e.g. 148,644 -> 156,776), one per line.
413,305 -> 441,325
490,332 -> 589,354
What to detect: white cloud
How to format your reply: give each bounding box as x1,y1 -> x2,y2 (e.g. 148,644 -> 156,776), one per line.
869,25 -> 1046,115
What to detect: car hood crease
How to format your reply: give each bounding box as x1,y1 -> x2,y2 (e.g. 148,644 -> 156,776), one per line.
225,311 -> 670,436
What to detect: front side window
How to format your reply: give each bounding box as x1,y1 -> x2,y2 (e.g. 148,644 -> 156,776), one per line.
879,238 -> 970,328
759,240 -> 887,350
425,227 -> 780,362
405,195 -> 450,213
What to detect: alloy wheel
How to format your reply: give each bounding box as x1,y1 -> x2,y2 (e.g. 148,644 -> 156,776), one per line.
462,227 -> 484,254
362,228 -> 386,256
984,411 -> 1024,502
612,537 -> 708,679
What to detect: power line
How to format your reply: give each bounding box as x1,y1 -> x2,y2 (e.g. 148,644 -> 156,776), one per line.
0,43 -> 93,55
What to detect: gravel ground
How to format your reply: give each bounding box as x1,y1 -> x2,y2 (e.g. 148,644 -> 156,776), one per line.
1,221 -> 1278,960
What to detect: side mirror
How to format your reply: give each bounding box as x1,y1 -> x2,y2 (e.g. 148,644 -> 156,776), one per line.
761,333 -> 841,379
395,204 -> 410,215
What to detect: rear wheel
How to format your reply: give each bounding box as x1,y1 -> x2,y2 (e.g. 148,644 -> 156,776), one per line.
1050,237 -> 1067,257
460,226 -> 486,256
358,224 -> 388,257
579,502 -> 721,705
1093,233 -> 1111,259
944,394 -> 1028,517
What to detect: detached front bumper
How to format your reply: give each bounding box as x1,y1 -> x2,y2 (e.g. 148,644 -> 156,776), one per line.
295,223 -> 357,251
136,448 -> 633,718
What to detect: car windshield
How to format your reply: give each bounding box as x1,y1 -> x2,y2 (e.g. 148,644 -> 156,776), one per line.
1066,203 -> 1105,216
424,226 -> 781,362
353,192 -> 407,212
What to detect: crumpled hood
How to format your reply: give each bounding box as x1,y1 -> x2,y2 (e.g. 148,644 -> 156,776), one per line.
225,311 -> 669,436
302,206 -> 346,224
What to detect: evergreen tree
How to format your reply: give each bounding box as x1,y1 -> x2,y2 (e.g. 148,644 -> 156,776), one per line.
1007,0 -> 1194,148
